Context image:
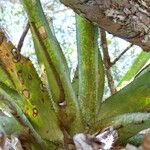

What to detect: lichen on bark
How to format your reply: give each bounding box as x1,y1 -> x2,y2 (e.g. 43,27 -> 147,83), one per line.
61,0 -> 150,51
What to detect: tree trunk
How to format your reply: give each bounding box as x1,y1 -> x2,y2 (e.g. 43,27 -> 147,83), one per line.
60,0 -> 150,52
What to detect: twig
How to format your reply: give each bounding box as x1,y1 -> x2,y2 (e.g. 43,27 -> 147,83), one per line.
100,29 -> 116,95
72,65 -> 78,83
110,44 -> 133,66
17,22 -> 30,52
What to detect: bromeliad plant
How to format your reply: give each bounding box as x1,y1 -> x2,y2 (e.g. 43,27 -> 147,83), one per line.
0,0 -> 150,149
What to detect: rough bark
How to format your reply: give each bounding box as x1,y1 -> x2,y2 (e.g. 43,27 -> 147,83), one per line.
60,0 -> 150,52
100,29 -> 116,95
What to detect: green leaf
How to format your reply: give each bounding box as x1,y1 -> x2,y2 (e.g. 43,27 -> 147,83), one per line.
0,82 -> 47,148
0,28 -> 63,142
99,70 -> 150,121
22,0 -> 82,134
76,14 -> 100,124
118,51 -> 150,87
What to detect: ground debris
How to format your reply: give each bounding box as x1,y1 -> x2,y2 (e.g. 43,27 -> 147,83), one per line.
0,130 -> 23,150
73,126 -> 118,150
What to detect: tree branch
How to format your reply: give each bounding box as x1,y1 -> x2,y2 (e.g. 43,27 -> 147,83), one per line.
17,22 -> 30,52
60,0 -> 150,52
110,44 -> 133,67
100,29 -> 116,95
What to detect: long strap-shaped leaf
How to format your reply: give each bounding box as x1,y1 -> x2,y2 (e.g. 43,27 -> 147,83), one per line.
97,49 -> 105,106
0,82 -> 47,149
99,70 -> 150,121
0,65 -> 14,88
0,28 -> 63,142
118,51 -> 150,87
76,15 -> 101,124
22,0 -> 82,134
72,50 -> 105,105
